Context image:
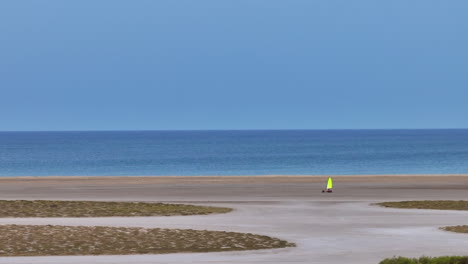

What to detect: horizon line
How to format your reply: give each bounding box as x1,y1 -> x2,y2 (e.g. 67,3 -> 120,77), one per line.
0,128 -> 467,133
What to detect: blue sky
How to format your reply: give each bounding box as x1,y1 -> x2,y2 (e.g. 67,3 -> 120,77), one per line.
1,1 -> 467,130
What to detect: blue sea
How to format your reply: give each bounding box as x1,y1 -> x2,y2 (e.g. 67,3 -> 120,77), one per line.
0,130 -> 467,176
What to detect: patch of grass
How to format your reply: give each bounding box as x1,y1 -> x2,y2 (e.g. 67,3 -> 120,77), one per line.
376,201 -> 468,211
441,225 -> 468,233
379,256 -> 468,264
0,200 -> 232,217
0,225 -> 295,256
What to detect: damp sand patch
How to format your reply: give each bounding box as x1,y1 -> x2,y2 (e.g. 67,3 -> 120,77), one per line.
375,200 -> 468,211
0,200 -> 232,217
0,225 -> 295,256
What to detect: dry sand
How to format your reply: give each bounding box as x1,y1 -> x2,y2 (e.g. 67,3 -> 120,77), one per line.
1,175 -> 468,264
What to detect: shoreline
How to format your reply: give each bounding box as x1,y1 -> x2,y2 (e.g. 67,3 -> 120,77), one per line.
0,174 -> 468,183
1,174 -> 468,202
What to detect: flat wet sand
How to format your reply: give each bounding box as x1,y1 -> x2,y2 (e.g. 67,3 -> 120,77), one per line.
1,175 -> 468,264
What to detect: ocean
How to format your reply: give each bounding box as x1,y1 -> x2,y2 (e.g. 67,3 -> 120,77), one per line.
0,130 -> 467,176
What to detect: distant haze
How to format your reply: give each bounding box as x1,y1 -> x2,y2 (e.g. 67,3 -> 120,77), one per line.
0,1 -> 467,131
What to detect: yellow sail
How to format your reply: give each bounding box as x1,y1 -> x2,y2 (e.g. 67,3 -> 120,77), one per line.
327,177 -> 333,189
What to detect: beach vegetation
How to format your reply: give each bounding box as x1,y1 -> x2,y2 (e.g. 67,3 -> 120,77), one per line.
379,256 -> 468,264
0,200 -> 232,217
0,225 -> 295,256
441,225 -> 468,234
375,201 -> 468,211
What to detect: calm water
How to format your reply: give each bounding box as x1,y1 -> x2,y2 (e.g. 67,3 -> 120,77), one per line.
0,130 -> 467,176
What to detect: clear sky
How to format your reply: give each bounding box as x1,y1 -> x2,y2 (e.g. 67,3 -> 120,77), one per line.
1,1 -> 467,131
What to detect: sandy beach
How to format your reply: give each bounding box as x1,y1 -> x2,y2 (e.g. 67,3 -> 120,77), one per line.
1,175 -> 468,264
